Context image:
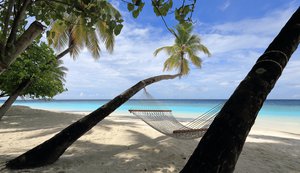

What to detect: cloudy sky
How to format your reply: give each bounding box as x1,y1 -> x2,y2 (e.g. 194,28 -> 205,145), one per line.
55,0 -> 300,100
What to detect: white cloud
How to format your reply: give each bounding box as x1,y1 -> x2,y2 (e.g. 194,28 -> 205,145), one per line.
54,5 -> 300,99
211,5 -> 296,36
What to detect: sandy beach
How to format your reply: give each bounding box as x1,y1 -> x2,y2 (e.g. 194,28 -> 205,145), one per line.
0,106 -> 299,173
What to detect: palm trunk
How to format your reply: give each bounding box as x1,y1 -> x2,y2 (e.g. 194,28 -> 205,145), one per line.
6,74 -> 180,169
0,21 -> 44,74
181,7 -> 300,173
0,79 -> 32,120
56,48 -> 70,60
56,45 -> 74,60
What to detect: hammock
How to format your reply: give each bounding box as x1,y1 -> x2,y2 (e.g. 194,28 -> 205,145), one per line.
129,103 -> 223,140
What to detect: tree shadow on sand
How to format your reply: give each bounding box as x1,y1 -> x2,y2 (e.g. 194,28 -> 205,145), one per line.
0,125 -> 199,173
0,106 -> 139,134
1,107 -> 299,172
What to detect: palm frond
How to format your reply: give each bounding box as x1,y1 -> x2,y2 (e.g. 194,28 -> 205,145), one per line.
180,58 -> 190,75
163,55 -> 181,71
154,46 -> 175,56
187,35 -> 201,45
190,55 -> 202,68
196,45 -> 211,56
49,21 -> 69,51
86,31 -> 101,59
96,21 -> 115,53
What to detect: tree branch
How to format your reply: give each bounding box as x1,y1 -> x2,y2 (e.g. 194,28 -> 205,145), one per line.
2,0 -> 15,49
0,91 -> 8,98
3,21 -> 45,66
151,0 -> 179,39
56,46 -> 73,60
187,0 -> 196,22
45,0 -> 72,6
6,0 -> 32,48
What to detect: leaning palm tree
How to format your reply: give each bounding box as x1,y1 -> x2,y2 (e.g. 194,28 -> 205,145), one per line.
49,2 -> 121,60
154,23 -> 211,76
5,23 -> 211,169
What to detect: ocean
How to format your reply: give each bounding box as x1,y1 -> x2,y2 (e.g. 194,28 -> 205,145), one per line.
1,99 -> 300,119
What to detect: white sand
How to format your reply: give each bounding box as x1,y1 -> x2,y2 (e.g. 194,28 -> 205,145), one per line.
0,106 -> 299,173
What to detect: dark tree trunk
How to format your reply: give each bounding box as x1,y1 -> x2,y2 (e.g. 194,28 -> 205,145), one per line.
6,74 -> 180,169
181,7 -> 300,173
0,79 -> 32,120
56,46 -> 73,60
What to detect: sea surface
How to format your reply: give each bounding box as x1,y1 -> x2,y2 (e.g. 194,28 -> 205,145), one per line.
1,99 -> 300,119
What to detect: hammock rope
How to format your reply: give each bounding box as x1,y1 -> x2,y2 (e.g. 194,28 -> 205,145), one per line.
129,102 -> 224,140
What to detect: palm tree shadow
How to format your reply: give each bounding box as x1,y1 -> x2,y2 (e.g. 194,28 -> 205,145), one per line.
0,118 -> 199,173
36,130 -> 198,173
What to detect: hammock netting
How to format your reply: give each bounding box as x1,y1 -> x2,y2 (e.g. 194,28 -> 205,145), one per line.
129,103 -> 223,140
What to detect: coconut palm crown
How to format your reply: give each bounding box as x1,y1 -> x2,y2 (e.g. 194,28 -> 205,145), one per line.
154,23 -> 211,76
48,2 -> 121,59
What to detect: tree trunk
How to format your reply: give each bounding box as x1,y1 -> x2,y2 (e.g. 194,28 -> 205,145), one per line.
56,46 -> 73,60
181,7 -> 300,173
0,79 -> 32,120
6,74 -> 180,169
0,21 -> 44,74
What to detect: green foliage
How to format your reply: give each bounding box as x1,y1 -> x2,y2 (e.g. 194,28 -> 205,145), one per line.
154,23 -> 211,76
0,42 -> 67,99
152,0 -> 173,16
126,0 -> 145,18
29,0 -> 123,34
0,0 -> 124,44
47,2 -> 123,59
127,0 -> 195,24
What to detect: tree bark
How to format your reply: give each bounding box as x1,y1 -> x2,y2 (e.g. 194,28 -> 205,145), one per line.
56,47 -> 71,60
6,74 -> 180,169
181,7 -> 300,173
1,0 -> 15,48
5,0 -> 32,47
0,79 -> 32,120
0,21 -> 45,74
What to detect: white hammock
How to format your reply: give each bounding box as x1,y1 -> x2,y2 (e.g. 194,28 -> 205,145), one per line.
129,103 -> 223,140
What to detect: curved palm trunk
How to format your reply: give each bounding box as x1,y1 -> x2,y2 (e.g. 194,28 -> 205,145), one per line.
0,79 -> 32,120
6,74 -> 180,169
181,7 -> 300,173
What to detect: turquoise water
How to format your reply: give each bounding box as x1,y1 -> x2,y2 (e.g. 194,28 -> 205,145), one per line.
1,99 -> 300,119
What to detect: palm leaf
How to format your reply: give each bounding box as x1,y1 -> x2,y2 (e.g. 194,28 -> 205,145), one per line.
180,58 -> 190,75
86,31 -> 101,59
163,55 -> 181,71
154,46 -> 175,56
154,23 -> 210,76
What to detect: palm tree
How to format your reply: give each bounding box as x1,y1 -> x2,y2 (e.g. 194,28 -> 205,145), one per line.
181,7 -> 300,173
49,2 -> 121,60
5,24 -> 211,169
154,23 -> 211,76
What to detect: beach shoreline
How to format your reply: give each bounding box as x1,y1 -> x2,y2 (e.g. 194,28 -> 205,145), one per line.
0,106 -> 299,172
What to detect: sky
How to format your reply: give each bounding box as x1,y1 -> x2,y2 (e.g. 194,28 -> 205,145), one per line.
54,0 -> 300,100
